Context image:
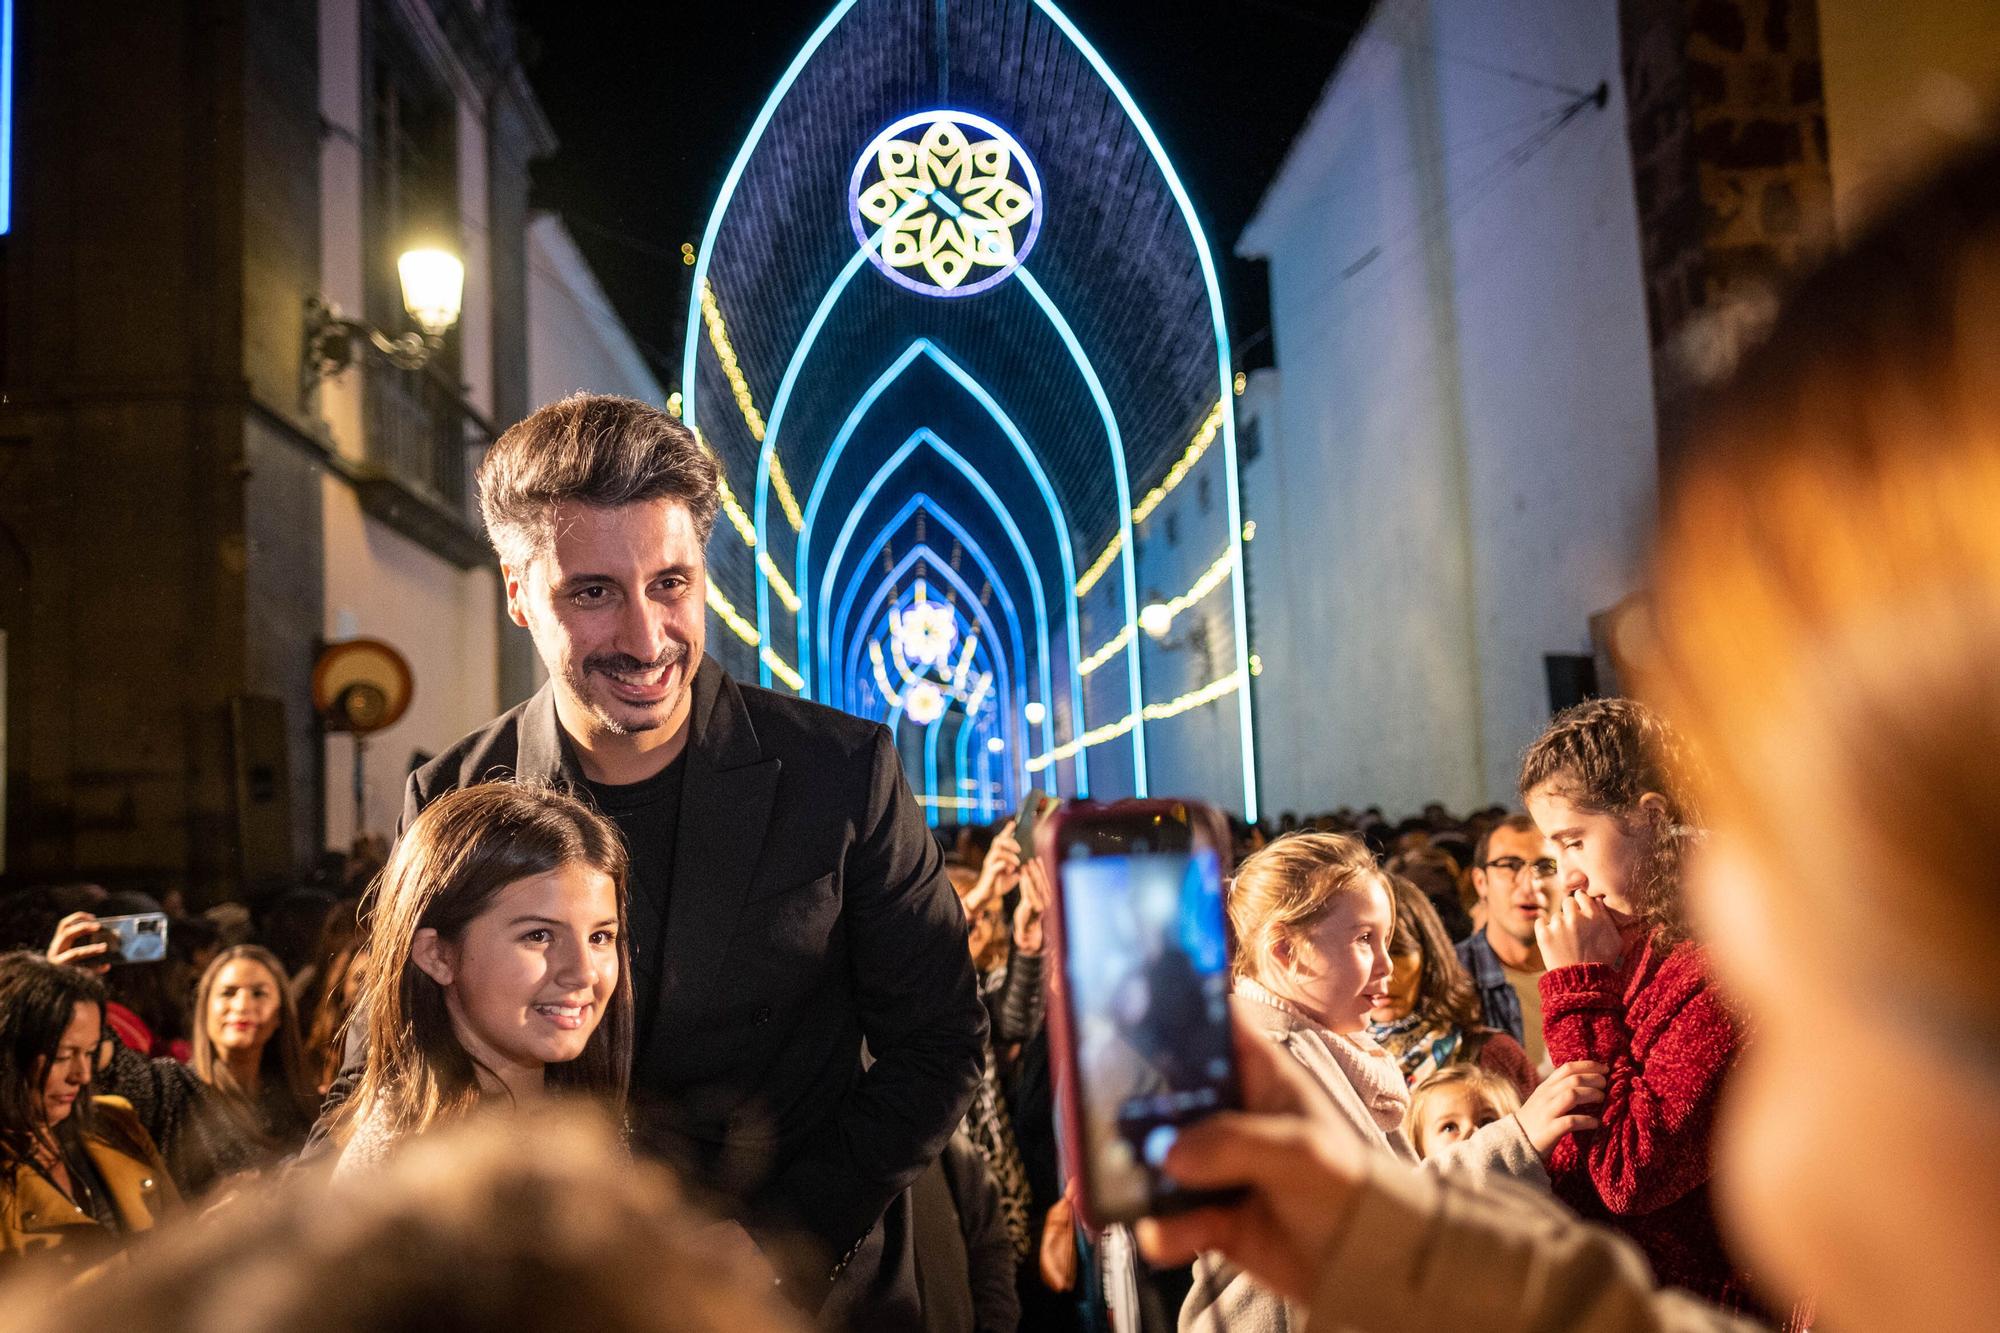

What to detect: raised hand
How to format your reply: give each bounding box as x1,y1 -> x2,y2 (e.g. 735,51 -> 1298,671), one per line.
47,912 -> 113,974
1515,1060 -> 1607,1157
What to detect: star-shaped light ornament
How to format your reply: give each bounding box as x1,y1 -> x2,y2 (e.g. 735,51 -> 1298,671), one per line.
851,110 -> 1044,298
889,584 -> 960,669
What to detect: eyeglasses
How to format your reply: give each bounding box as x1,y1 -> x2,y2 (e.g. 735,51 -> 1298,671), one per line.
51,1038 -> 115,1074
1482,856 -> 1558,880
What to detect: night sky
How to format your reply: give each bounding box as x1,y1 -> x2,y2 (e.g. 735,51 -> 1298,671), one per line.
513,0 -> 1368,386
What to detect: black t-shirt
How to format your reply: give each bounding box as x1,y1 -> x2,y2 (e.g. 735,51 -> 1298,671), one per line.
579,751 -> 687,1030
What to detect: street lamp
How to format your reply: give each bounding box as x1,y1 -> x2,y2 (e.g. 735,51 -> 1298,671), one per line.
1023,701 -> 1047,727
1139,601 -> 1174,642
305,246 -> 466,379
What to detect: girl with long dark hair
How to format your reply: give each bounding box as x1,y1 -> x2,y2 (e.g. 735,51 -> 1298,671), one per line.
332,782 -> 633,1174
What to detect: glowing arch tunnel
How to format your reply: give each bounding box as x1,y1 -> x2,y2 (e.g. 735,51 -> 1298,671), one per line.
680,0 -> 1259,818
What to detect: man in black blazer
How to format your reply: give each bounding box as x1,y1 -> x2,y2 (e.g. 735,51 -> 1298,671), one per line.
353,394 -> 986,1327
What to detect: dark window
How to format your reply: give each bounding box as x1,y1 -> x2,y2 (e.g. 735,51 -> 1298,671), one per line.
1238,417 -> 1262,465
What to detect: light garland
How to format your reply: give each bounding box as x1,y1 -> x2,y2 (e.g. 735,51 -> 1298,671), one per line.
757,551 -> 803,614
699,279 -> 805,533
1074,398 -> 1225,597
705,581 -> 805,692
916,794 -> 979,811
1077,547 -> 1234,676
1077,624 -> 1135,676
1026,668 -> 1244,773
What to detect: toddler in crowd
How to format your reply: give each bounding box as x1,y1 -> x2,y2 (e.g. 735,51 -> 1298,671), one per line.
1406,1064 -> 1522,1160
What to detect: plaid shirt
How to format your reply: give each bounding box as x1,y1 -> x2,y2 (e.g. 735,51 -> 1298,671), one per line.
1455,928 -> 1525,1045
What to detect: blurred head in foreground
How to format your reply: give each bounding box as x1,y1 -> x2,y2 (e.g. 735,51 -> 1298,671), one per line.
0,1107 -> 805,1333
1648,132 -> 2000,1327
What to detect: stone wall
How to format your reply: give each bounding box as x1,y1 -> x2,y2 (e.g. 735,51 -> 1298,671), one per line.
1617,0 -> 1834,460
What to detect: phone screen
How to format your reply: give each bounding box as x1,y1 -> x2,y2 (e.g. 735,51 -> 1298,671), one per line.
97,912 -> 169,966
1055,808 -> 1236,1221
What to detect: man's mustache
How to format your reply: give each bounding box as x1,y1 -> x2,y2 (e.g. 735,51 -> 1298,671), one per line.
584,646 -> 688,675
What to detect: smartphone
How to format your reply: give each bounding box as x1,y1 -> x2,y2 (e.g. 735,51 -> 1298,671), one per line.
96,912 -> 169,965
1043,799 -> 1241,1226
1013,787 -> 1054,859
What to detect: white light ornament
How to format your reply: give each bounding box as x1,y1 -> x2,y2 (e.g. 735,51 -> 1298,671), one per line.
889,581 -> 960,669
850,110 -> 1044,298
905,680 -> 948,726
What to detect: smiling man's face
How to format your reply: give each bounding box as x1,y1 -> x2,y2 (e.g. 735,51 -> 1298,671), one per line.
507,499 -> 708,749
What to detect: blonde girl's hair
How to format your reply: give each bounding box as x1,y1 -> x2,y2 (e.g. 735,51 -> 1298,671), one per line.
338,782 -> 634,1146
189,944 -> 319,1134
1405,1063 -> 1523,1158
1226,832 -> 1390,984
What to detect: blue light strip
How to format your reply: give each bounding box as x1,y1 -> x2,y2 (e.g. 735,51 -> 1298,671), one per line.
0,0 -> 13,234
1013,268 -> 1147,793
1033,0 -> 1261,820
679,0 -> 862,432
807,426 -> 1057,766
828,493 -> 1029,797
840,546 -> 1017,768
923,714 -> 944,828
795,343 -> 1090,793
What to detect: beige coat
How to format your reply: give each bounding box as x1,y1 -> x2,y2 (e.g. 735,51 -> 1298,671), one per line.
1182,990 -> 1548,1333
1304,1157 -> 1762,1332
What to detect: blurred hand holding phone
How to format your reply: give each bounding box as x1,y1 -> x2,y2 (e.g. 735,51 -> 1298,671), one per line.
47,910 -> 169,970
1042,798 -> 1242,1226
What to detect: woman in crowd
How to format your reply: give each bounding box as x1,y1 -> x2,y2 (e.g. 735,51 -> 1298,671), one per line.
331,782 -> 633,1175
0,953 -> 180,1269
1366,875 -> 1537,1100
188,945 -> 318,1167
1520,696 -> 1758,1312
1184,831 -> 1608,1331
1139,128 -> 2000,1333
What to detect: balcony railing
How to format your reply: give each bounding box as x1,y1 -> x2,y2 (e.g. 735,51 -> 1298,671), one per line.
357,363 -> 495,567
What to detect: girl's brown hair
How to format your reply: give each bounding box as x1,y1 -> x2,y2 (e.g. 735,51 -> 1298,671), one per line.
1517,697 -> 1703,942
338,783 -> 633,1144
189,944 -> 318,1133
1227,832 -> 1390,983
1382,875 -> 1483,1032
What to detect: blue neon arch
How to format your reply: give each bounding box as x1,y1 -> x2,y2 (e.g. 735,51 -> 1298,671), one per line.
842,545 -> 1019,761
825,490 -> 1029,709
680,0 -> 1259,817
829,498 -> 1030,795
804,423 -> 1067,770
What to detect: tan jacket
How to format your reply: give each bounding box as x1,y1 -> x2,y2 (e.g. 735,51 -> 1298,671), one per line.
1183,993 -> 1549,1333
0,1097 -> 180,1271
1305,1155 -> 1763,1332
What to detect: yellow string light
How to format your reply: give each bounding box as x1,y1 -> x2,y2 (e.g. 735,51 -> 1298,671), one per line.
699,279 -> 804,533
1076,624 -> 1135,676
761,648 -> 805,692
869,640 -> 903,705
757,551 -> 803,614
1075,398 -> 1226,597
917,794 -> 979,810
1025,669 -> 1245,773
704,581 -> 803,692
1077,548 -> 1234,676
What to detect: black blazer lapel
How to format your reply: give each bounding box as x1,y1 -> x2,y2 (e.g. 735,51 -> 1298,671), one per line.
641,657 -> 779,1062
513,685 -> 567,787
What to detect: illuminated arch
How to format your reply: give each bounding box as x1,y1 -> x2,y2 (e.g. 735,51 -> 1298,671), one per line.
680,0 -> 1258,817
805,423 -> 1065,766
847,547 -> 1021,787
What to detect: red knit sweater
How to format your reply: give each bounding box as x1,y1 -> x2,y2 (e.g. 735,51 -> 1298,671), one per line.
1541,932 -> 1762,1312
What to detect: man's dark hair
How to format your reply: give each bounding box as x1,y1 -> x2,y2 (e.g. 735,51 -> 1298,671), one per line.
1472,813 -> 1540,869
476,393 -> 721,570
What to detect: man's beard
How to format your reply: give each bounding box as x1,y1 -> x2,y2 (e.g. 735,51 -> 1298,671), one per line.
568,645 -> 690,735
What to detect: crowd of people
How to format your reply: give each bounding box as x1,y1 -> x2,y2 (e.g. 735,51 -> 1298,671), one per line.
0,129 -> 1996,1331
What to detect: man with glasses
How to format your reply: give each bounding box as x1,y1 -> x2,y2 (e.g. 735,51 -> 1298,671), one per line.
1456,814 -> 1558,1072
